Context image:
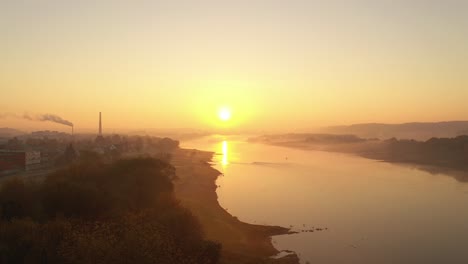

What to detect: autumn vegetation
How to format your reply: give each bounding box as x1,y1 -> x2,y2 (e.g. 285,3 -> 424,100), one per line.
0,157 -> 221,264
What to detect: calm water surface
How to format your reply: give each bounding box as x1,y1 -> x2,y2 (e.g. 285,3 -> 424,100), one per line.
182,136 -> 468,264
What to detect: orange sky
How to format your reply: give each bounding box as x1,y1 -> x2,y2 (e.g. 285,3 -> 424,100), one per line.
1,1 -> 467,133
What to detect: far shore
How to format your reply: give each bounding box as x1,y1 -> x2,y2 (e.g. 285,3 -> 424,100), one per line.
262,139 -> 468,182
171,148 -> 300,264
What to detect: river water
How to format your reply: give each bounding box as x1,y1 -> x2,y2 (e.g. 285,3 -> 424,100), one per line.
182,135 -> 468,264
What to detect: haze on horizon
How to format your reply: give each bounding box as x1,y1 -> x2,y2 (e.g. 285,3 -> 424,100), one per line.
1,0 -> 467,133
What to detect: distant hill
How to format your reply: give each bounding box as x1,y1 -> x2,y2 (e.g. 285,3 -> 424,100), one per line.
321,121 -> 468,140
0,127 -> 24,138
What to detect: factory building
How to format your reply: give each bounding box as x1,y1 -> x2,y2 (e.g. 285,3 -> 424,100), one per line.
0,150 -> 41,174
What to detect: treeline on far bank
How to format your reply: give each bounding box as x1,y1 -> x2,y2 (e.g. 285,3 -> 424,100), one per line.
357,136 -> 468,170
0,156 -> 221,264
311,135 -> 468,172
253,134 -> 468,172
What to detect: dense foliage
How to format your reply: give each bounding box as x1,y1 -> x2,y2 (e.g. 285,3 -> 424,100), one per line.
0,158 -> 220,264
380,135 -> 468,169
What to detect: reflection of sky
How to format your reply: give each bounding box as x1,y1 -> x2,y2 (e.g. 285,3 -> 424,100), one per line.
197,138 -> 468,264
183,136 -> 468,264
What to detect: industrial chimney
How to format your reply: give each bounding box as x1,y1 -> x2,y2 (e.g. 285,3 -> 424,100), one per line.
99,112 -> 102,135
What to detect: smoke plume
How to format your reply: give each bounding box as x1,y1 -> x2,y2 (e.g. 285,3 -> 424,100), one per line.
37,114 -> 73,127
1,112 -> 73,127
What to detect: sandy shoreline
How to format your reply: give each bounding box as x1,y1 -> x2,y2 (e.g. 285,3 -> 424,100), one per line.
171,148 -> 299,264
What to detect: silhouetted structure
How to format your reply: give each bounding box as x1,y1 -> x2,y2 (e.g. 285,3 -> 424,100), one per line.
64,144 -> 77,163
99,112 -> 102,136
0,150 -> 41,173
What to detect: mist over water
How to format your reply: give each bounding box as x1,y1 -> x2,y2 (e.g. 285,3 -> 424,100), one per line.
183,136 -> 468,264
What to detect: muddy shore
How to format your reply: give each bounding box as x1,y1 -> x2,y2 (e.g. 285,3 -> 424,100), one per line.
171,148 -> 299,264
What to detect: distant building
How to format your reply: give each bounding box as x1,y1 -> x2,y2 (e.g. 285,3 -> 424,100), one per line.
0,151 -> 25,173
0,150 -> 41,173
31,130 -> 71,139
25,151 -> 41,169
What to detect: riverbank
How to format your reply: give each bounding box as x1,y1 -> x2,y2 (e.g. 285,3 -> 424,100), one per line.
171,148 -> 299,264
275,140 -> 468,182
250,134 -> 468,182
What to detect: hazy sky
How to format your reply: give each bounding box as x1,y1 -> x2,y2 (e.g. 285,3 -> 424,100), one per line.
1,0 -> 467,133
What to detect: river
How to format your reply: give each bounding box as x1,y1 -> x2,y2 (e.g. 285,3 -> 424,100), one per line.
182,135 -> 468,264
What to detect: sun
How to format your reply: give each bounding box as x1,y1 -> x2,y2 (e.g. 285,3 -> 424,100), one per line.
218,108 -> 231,121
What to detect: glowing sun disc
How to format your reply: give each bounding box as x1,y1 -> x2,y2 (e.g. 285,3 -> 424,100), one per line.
218,108 -> 231,121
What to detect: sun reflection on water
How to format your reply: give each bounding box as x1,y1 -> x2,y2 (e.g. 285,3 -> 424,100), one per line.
221,140 -> 228,166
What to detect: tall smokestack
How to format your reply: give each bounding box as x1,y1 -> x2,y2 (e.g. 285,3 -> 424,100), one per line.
99,112 -> 102,135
